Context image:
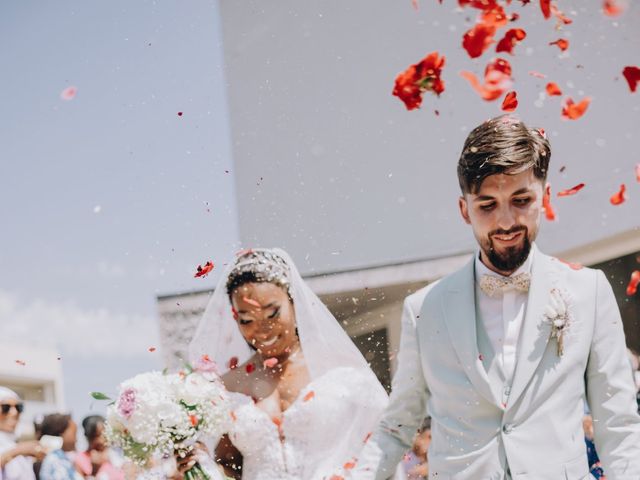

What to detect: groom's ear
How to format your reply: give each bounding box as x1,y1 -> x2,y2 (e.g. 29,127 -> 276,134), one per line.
458,196 -> 471,225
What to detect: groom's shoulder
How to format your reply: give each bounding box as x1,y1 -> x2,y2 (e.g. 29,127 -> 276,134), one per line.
539,251 -> 603,293
404,264 -> 466,313
405,280 -> 440,314
542,251 -> 600,280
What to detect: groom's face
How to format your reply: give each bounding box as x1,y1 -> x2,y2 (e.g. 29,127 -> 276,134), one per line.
458,169 -> 544,275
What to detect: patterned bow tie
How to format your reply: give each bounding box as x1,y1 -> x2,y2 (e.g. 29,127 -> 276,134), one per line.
479,272 -> 531,297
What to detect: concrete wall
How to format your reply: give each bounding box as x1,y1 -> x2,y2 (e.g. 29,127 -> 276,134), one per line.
218,0 -> 640,275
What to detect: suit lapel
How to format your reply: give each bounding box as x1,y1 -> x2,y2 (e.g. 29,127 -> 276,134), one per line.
441,258 -> 498,406
508,248 -> 559,406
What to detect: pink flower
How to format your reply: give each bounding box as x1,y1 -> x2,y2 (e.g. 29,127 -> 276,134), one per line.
117,388 -> 136,418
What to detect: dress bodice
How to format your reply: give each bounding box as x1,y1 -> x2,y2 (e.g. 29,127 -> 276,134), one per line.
227,366 -> 381,480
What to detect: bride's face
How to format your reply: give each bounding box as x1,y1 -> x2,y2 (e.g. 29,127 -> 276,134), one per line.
230,282 -> 297,357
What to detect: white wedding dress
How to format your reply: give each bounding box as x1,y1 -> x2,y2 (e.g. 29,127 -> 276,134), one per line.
225,367 -> 378,480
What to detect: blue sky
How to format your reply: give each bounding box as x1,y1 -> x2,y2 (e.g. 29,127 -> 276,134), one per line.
0,1 -> 239,421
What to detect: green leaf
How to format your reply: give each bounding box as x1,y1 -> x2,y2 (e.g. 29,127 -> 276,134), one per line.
90,391 -> 112,401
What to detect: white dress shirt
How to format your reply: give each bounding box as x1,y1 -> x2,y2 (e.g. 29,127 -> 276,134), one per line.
474,248 -> 534,386
0,432 -> 36,480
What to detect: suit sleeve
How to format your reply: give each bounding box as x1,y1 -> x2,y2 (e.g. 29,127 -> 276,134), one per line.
355,296 -> 430,480
587,269 -> 640,479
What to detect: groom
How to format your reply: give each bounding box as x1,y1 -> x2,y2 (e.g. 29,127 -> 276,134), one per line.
356,115 -> 640,479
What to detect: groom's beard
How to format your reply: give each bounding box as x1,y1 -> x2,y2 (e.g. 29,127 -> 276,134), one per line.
483,226 -> 532,273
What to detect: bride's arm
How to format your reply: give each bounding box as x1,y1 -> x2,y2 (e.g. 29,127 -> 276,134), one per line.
214,434 -> 242,480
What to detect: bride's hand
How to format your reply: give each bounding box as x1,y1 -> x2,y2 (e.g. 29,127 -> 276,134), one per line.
175,442 -> 210,478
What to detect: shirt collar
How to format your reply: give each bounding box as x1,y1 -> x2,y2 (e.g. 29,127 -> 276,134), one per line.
474,243 -> 536,284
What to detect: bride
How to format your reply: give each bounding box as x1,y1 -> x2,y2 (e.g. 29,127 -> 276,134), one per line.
181,248 -> 388,480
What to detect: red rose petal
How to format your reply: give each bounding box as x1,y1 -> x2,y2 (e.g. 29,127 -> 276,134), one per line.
529,71 -> 547,79
627,271 -> 640,296
303,391 -> 315,402
393,51 -> 446,110
545,82 -> 562,96
557,183 -> 585,197
242,297 -> 262,308
549,38 -> 569,51
194,261 -> 214,278
463,23 -> 496,58
227,357 -> 239,370
245,363 -> 255,374
543,183 -> 557,221
622,66 -> 640,93
610,184 -> 626,205
540,0 -> 551,19
263,357 -> 279,369
460,58 -> 513,101
60,86 -> 77,101
501,91 -> 518,112
495,28 -> 527,55
603,0 -> 624,16
458,0 -> 500,10
550,4 -> 572,25
480,4 -> 508,28
561,97 -> 591,120
558,258 -> 584,270
344,460 -> 357,470
148,346 -> 157,352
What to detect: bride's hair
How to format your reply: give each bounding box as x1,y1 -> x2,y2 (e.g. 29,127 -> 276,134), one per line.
225,249 -> 293,301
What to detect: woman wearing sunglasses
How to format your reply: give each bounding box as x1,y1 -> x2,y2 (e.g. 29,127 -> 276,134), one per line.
0,386 -> 46,480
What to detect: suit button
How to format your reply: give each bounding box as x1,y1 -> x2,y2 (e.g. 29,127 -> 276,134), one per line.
502,423 -> 514,434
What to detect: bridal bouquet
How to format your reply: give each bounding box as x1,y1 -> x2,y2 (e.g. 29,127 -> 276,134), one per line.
103,356 -> 230,480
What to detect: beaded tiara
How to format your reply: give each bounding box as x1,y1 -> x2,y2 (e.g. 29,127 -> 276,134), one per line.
225,249 -> 291,296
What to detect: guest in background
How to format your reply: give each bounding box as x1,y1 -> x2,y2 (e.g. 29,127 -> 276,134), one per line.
75,415 -> 124,480
0,386 -> 45,480
583,415 -> 606,480
39,414 -> 83,480
401,418 -> 431,480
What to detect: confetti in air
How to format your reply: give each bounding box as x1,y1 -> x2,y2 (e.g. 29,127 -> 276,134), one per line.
627,271 -> 640,296
60,86 -> 77,101
557,183 -> 585,197
561,97 -> 591,120
194,261 -> 214,278
501,91 -> 518,112
609,184 -> 626,205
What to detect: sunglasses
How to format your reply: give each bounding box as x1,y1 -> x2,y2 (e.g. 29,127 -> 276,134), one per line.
1,403 -> 24,414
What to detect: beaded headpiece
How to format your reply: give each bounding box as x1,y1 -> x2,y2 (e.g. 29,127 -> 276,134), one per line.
225,249 -> 291,297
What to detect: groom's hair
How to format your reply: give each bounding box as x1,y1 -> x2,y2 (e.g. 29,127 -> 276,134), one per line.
457,114 -> 551,194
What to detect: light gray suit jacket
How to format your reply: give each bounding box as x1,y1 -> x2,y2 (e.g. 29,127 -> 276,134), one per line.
355,247 -> 640,480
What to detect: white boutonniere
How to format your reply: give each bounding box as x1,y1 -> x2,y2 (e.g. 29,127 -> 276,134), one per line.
544,288 -> 571,357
